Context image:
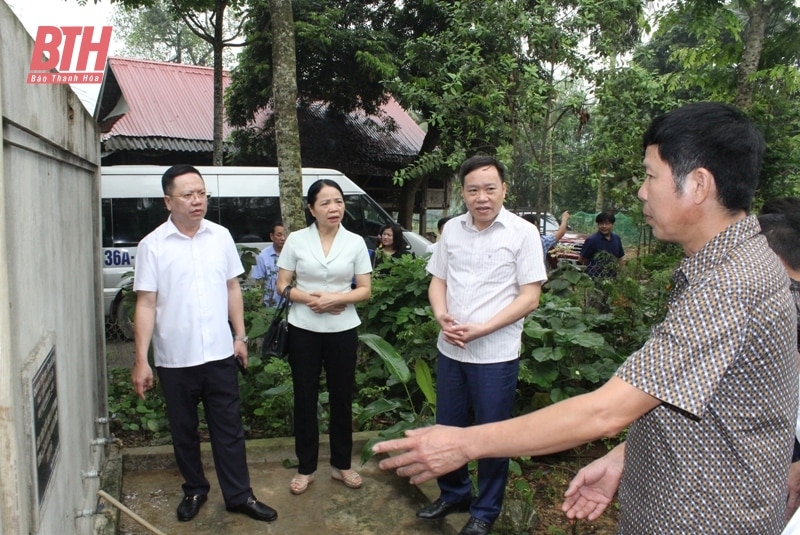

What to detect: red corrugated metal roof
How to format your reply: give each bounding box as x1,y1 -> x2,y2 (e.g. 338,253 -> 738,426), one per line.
363,97 -> 426,155
99,57 -> 232,142
97,57 -> 425,166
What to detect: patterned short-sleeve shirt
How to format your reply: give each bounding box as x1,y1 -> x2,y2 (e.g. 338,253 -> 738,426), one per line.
791,279 -> 800,353
615,215 -> 798,534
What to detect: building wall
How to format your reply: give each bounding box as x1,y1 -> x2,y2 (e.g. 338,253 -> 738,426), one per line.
0,2 -> 108,533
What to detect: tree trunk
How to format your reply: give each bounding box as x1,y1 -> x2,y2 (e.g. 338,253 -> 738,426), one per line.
212,0 -> 225,166
735,0 -> 768,110
396,125 -> 442,230
594,176 -> 604,212
269,0 -> 305,233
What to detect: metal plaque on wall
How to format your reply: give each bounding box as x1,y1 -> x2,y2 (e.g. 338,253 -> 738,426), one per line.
31,346 -> 59,506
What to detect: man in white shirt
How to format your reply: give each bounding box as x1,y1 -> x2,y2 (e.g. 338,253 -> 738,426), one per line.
415,155 -> 546,535
131,164 -> 277,524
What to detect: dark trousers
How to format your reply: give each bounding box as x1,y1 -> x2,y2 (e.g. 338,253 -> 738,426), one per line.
287,325 -> 358,475
435,353 -> 519,524
157,356 -> 252,508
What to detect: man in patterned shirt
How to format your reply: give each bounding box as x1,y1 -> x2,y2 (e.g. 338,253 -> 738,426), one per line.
759,208 -> 800,523
374,102 -> 798,534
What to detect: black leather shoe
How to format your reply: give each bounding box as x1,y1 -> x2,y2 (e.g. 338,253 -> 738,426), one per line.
459,516 -> 492,535
176,494 -> 207,521
227,495 -> 278,522
416,497 -> 472,520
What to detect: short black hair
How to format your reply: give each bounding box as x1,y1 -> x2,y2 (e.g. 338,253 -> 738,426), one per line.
436,216 -> 453,233
761,197 -> 800,215
162,164 -> 203,195
642,102 -> 764,213
458,154 -> 505,185
596,211 -> 616,224
759,212 -> 800,271
307,179 -> 344,207
269,220 -> 284,235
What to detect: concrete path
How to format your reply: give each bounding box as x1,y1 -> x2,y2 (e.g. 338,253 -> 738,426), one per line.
99,432 -> 464,535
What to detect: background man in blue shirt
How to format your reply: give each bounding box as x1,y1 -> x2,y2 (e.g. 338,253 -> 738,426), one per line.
251,220 -> 286,307
579,211 -> 624,278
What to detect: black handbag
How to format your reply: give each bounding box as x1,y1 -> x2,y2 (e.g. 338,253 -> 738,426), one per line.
262,286 -> 291,358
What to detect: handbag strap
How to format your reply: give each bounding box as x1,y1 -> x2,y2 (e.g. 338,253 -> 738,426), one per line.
274,285 -> 292,318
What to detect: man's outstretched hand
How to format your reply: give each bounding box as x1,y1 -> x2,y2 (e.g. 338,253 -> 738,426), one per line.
373,425 -> 470,485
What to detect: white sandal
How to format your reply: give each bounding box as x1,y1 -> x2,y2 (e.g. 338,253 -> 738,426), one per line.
331,467 -> 362,489
289,472 -> 315,495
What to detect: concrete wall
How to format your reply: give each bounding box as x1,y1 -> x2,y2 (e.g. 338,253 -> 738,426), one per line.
0,2 -> 108,534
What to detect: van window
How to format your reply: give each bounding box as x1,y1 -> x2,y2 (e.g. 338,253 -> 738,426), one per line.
101,194 -> 384,248
216,197 -> 282,243
102,198 -> 168,248
341,194 -> 394,249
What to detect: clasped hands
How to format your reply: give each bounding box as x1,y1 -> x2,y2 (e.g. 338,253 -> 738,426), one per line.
307,291 -> 346,314
438,314 -> 483,348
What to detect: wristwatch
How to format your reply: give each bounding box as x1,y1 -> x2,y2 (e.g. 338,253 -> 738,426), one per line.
234,335 -> 249,343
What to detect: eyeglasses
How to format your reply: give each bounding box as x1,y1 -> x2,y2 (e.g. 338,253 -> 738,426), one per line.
171,190 -> 211,202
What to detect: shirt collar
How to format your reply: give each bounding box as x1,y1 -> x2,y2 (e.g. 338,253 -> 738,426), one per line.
165,215 -> 209,238
462,206 -> 512,231
677,215 -> 760,285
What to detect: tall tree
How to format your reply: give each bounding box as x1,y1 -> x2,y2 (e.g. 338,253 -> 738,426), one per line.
268,0 -> 304,232
388,0 -> 645,224
626,0 -> 800,202
228,1 -> 396,121
82,0 -> 247,165
111,0 -> 214,66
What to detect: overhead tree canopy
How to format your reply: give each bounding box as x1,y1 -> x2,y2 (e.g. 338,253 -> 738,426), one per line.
110,0 -> 240,68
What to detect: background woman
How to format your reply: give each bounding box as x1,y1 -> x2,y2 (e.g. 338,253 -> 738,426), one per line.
275,179 -> 372,495
374,223 -> 409,266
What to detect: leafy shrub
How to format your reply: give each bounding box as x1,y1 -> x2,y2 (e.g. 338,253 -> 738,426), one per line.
238,354 -> 295,437
109,245 -> 679,451
358,254 -> 438,361
518,259 -> 674,409
107,367 -> 170,438
356,255 -> 440,427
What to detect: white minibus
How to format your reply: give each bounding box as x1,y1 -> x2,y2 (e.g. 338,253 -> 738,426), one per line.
102,165 -> 430,336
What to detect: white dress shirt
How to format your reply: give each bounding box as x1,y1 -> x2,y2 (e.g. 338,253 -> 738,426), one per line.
133,217 -> 244,367
427,207 -> 547,363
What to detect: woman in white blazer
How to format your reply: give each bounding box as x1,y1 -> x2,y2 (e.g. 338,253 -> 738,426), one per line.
276,179 -> 372,495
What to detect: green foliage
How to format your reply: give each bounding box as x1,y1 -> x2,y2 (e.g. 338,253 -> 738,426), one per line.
517,259 -> 673,408
519,278 -> 622,405
107,368 -> 170,436
238,245 -> 260,279
228,0 -> 396,128
625,1 -> 800,207
238,354 -> 295,437
358,254 -> 439,362
110,0 -> 240,68
358,348 -> 437,462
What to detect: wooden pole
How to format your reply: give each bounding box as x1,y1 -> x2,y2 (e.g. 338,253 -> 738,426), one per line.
97,489 -> 167,535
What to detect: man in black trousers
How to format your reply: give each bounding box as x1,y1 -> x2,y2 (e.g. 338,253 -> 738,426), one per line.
131,164 -> 277,524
